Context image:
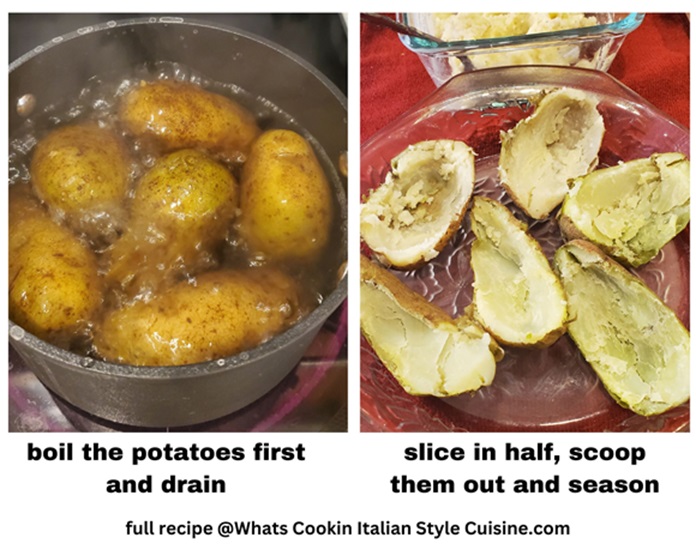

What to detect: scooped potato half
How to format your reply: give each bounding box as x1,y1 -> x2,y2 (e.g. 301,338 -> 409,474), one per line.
554,240 -> 689,416
469,196 -> 567,347
30,123 -> 130,242
559,152 -> 690,267
9,187 -> 102,347
361,255 -> 502,397
120,79 -> 260,163
94,268 -> 303,366
499,88 -> 604,219
361,139 -> 475,269
106,149 -> 238,299
238,129 -> 333,263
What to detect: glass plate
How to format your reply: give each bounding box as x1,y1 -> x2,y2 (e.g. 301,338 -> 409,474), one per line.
360,66 -> 690,432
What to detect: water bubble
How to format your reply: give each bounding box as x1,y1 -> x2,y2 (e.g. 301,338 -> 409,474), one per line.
16,94 -> 36,117
77,26 -> 94,35
216,359 -> 226,367
10,326 -> 26,341
239,352 -> 249,361
106,20 -> 117,28
81,358 -> 95,368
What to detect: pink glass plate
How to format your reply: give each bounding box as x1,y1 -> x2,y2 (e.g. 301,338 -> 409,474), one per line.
360,66 -> 690,432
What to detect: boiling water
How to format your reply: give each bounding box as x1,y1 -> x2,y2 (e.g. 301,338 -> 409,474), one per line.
9,62 -> 346,358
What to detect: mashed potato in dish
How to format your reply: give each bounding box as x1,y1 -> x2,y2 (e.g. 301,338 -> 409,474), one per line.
432,13 -> 599,70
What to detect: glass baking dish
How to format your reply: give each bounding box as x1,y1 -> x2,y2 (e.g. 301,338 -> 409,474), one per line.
397,13 -> 644,86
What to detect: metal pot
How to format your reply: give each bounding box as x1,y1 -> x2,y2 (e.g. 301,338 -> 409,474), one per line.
8,17 -> 347,428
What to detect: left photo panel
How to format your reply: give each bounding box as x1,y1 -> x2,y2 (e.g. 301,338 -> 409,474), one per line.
8,13 -> 348,432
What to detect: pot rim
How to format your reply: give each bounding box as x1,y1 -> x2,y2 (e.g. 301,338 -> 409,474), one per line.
9,15 -> 347,110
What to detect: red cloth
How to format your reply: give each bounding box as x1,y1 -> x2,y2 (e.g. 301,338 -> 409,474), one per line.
360,13 -> 690,143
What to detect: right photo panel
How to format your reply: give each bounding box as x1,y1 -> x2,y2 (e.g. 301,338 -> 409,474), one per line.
359,12 -> 690,432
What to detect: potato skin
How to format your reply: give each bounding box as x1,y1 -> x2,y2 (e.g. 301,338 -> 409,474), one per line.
9,189 -> 102,346
93,268 -> 303,366
106,149 -> 238,298
557,211 -> 585,243
239,129 -> 333,262
30,123 -> 130,241
120,80 -> 260,163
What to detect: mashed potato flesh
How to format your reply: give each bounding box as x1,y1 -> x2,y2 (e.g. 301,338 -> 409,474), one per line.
432,13 -> 599,70
433,13 -> 598,42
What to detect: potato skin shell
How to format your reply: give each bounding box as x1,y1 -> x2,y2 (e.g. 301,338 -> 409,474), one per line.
361,254 -> 454,328
120,80 -> 260,162
9,190 -> 102,346
93,268 -> 303,366
239,129 -> 333,262
360,139 -> 476,270
468,196 -> 568,348
553,239 -> 689,416
360,255 -> 503,395
471,302 -> 567,349
369,197 -> 472,271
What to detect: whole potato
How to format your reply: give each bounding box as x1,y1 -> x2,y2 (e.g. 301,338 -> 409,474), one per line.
106,149 -> 238,299
9,185 -> 50,273
9,189 -> 102,346
120,80 -> 260,163
30,123 -> 130,242
93,268 -> 304,366
131,149 -> 238,230
239,129 -> 333,262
